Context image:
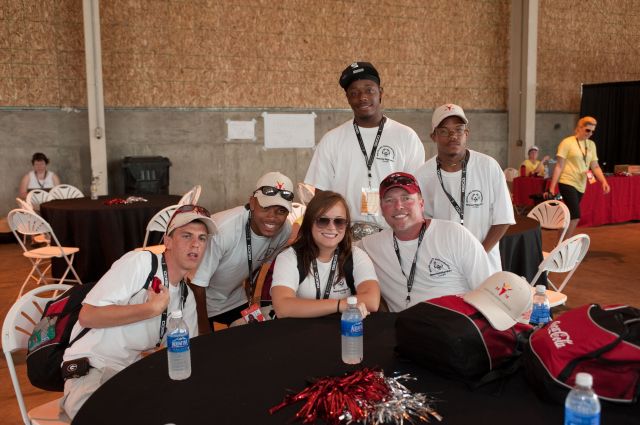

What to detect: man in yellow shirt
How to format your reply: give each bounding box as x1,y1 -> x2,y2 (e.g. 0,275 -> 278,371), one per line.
520,146 -> 549,177
548,116 -> 610,238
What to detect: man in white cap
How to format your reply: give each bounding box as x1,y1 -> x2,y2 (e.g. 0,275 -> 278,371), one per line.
415,104 -> 515,275
304,61 -> 424,232
520,145 -> 550,177
360,172 -> 491,312
61,204 -> 216,419
191,172 -> 293,333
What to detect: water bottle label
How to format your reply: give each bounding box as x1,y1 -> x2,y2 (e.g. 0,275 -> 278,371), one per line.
167,332 -> 189,353
564,410 -> 600,425
530,303 -> 551,325
341,320 -> 363,337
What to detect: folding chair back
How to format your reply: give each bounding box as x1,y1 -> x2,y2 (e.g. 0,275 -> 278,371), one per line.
178,185 -> 202,206
296,182 -> 315,205
527,200 -> 570,244
503,167 -> 519,183
141,204 -> 179,249
2,284 -> 72,425
530,233 -> 591,294
26,189 -> 51,211
8,209 -> 82,298
49,184 -> 84,200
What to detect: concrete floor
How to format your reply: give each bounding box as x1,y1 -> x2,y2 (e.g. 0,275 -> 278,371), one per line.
1,221 -> 639,424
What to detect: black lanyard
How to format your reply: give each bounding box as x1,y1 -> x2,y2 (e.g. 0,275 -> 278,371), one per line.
353,116 -> 386,182
576,137 -> 589,167
157,255 -> 187,347
245,214 -> 255,300
311,250 -> 339,300
392,222 -> 427,306
436,150 -> 469,225
36,171 -> 47,189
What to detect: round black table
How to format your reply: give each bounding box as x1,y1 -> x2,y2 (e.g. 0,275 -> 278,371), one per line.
72,314 -> 637,425
40,195 -> 180,282
500,215 -> 545,285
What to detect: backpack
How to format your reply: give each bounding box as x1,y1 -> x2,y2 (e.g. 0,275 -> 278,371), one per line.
246,249 -> 356,306
26,252 -> 159,391
395,295 -> 533,387
523,304 -> 640,403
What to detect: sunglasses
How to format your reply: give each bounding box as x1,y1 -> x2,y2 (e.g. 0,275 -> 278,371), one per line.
315,216 -> 349,230
255,185 -> 294,202
168,204 -> 211,227
584,128 -> 594,133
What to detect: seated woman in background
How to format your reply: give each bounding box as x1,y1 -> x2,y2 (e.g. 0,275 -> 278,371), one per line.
271,191 -> 380,318
520,146 -> 550,177
19,152 -> 61,199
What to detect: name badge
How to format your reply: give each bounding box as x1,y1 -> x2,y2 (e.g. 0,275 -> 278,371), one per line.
241,303 -> 265,323
360,187 -> 380,216
586,169 -> 596,184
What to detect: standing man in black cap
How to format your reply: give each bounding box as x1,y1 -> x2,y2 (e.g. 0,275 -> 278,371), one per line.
304,62 -> 424,235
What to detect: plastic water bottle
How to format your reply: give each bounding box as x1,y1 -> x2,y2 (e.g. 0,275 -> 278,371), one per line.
564,372 -> 601,425
90,176 -> 98,200
341,296 -> 363,365
167,310 -> 191,380
529,285 -> 551,327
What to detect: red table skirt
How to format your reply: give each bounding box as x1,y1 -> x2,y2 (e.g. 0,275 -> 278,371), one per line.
513,177 -> 548,206
579,175 -> 640,227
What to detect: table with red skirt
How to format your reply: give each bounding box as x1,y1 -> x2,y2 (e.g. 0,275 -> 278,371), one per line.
578,175 -> 640,227
40,195 -> 180,282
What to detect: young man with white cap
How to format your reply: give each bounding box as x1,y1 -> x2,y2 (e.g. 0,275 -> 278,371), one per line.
415,104 -> 515,275
61,204 -> 216,419
191,172 -> 293,333
359,172 -> 491,312
304,61 -> 424,232
520,145 -> 550,177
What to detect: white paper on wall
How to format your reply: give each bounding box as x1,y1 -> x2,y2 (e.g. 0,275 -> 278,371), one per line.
226,119 -> 257,141
262,112 -> 316,149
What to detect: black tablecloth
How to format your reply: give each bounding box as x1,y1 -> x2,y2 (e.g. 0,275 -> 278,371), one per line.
40,195 -> 180,282
500,215 -> 544,285
72,313 -> 637,425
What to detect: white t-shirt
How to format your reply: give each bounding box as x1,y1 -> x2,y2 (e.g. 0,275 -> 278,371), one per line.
271,246 -> 377,299
415,150 -> 515,274
63,251 -> 198,371
304,118 -> 424,228
191,206 -> 291,317
359,219 -> 491,312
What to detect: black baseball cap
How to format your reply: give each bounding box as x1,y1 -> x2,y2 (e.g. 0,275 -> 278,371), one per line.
339,62 -> 380,90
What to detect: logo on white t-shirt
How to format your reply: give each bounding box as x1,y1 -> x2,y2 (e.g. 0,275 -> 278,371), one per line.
466,190 -> 483,208
375,145 -> 396,162
332,279 -> 350,295
428,258 -> 452,277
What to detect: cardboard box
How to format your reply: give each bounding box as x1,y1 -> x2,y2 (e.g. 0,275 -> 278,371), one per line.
614,165 -> 640,175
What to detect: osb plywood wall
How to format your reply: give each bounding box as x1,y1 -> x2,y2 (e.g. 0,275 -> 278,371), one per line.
2,0 -> 510,110
2,0 -> 638,112
537,0 -> 640,111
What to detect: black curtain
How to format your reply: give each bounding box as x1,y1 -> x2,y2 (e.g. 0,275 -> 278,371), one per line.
580,81 -> 640,173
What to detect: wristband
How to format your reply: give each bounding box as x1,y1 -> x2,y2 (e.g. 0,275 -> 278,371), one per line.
337,299 -> 341,313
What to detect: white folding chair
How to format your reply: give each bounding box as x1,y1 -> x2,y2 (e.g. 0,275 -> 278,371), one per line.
48,184 -> 84,200
135,204 -> 179,254
178,185 -> 202,206
296,183 -> 315,206
503,167 -> 519,183
26,189 -> 51,212
2,284 -> 72,425
529,234 -> 591,307
15,199 -> 50,246
527,200 -> 571,256
8,209 -> 82,299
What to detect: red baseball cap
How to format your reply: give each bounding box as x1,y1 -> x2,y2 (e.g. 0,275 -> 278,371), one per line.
379,172 -> 421,198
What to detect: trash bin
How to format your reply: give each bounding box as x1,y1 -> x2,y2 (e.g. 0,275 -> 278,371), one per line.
122,156 -> 171,195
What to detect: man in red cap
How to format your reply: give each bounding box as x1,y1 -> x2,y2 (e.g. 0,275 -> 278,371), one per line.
359,172 -> 491,312
304,62 -> 424,233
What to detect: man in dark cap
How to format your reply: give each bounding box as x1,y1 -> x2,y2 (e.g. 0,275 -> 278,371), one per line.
304,62 -> 424,234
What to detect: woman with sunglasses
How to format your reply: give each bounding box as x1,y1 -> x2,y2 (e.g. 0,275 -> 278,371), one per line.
270,191 -> 380,318
548,116 -> 610,238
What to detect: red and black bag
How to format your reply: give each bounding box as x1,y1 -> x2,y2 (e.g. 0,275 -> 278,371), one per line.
395,295 -> 533,386
523,304 -> 640,403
